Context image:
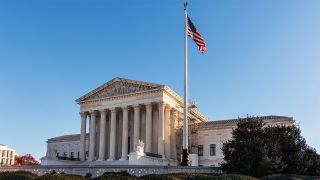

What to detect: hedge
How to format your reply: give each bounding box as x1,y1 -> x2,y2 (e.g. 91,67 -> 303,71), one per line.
0,171 -> 37,180
260,174 -> 320,180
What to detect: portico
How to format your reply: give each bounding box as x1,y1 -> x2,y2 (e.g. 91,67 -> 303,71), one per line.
75,78 -> 207,165
79,102 -> 171,162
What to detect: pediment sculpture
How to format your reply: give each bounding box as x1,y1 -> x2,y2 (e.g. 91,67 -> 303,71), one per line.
85,81 -> 159,100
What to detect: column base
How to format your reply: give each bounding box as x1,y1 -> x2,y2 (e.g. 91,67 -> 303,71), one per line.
106,158 -> 114,162
119,156 -> 128,160
97,158 -> 105,161
181,149 -> 189,166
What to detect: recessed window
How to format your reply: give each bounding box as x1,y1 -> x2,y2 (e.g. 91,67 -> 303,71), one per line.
198,145 -> 203,156
210,144 -> 216,156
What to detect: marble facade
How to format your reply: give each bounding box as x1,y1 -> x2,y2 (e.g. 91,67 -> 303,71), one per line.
41,78 -> 295,166
0,144 -> 16,166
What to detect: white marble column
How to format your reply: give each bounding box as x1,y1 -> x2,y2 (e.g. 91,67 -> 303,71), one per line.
98,110 -> 107,161
158,102 -> 165,158
171,110 -> 178,160
133,105 -> 140,150
88,111 -> 96,161
121,106 -> 129,160
145,103 -> 152,152
79,112 -> 87,161
107,108 -> 116,161
164,105 -> 171,159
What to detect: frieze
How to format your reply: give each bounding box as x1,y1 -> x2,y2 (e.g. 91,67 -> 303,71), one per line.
136,92 -> 162,100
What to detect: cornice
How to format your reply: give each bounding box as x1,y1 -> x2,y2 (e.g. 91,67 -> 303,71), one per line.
197,116 -> 295,131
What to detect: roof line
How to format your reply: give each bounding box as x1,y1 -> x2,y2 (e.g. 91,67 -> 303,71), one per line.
75,77 -> 164,103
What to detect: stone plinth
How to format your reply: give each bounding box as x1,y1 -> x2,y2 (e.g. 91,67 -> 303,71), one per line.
0,165 -> 222,178
128,152 -> 178,166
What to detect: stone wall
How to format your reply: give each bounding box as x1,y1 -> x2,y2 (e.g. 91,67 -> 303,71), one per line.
0,165 -> 222,177
196,128 -> 233,167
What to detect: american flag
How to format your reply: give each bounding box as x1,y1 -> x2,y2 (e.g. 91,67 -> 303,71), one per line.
187,16 -> 206,54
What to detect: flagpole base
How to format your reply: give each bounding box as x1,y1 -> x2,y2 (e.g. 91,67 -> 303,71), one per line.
181,149 -> 189,166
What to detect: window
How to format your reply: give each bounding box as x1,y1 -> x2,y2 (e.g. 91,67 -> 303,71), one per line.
70,152 -> 74,158
198,145 -> 203,156
56,153 -> 59,157
210,144 -> 216,156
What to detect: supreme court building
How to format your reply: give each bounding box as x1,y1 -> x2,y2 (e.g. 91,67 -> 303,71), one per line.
41,78 -> 295,166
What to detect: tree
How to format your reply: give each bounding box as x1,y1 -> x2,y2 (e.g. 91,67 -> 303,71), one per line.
221,117 -> 269,177
263,125 -> 307,174
302,147 -> 320,176
221,117 -> 320,177
14,154 -> 39,166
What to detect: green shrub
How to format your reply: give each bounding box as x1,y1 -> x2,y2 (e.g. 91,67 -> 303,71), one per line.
139,174 -> 178,180
139,173 -> 257,180
220,174 -> 258,180
93,171 -> 136,180
259,174 -> 320,180
0,171 -> 37,180
84,173 -> 92,179
34,173 -> 85,180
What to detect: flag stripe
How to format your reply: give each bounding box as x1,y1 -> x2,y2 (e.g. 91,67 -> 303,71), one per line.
187,16 -> 206,54
187,31 -> 205,44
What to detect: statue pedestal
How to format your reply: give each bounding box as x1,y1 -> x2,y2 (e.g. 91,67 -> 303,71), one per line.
128,152 -> 171,166
128,139 -> 177,166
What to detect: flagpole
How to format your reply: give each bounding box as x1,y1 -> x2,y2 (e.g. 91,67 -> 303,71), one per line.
181,0 -> 189,166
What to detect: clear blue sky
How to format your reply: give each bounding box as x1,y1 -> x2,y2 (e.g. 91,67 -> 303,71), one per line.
0,0 -> 319,159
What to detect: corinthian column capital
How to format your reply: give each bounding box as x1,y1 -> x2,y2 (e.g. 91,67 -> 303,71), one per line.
158,101 -> 167,108
80,112 -> 87,119
172,109 -> 179,117
89,110 -> 96,116
121,105 -> 129,112
133,104 -> 140,110
145,102 -> 152,107
99,109 -> 107,114
110,107 -> 117,113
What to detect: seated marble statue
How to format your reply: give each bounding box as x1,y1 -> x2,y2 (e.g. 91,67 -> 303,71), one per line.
135,139 -> 145,156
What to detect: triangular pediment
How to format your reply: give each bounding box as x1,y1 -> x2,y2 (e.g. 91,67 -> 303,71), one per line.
76,77 -> 164,103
